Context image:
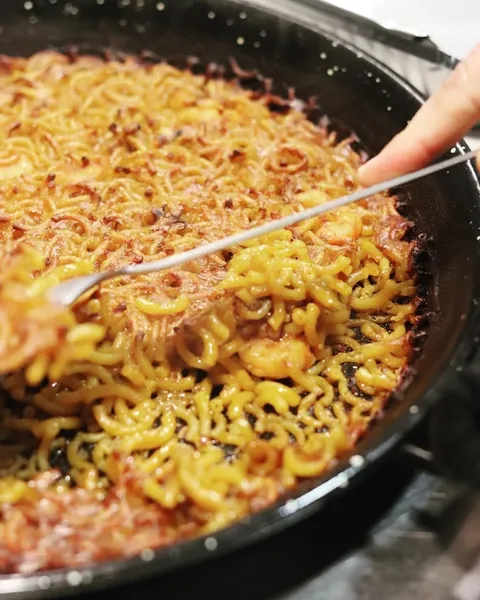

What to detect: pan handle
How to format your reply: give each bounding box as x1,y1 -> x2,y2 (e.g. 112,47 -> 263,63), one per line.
401,367 -> 480,487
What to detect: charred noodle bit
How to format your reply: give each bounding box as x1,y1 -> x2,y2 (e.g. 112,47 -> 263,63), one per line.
0,51 -> 419,573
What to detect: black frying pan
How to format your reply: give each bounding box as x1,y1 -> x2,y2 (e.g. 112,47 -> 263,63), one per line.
1,0 -> 480,597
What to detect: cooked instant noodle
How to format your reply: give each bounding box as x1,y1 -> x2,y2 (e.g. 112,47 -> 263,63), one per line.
0,51 -> 418,572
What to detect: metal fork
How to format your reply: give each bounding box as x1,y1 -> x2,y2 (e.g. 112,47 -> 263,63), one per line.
48,149 -> 478,306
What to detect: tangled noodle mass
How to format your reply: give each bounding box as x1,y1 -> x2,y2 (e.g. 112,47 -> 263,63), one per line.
0,52 -> 418,572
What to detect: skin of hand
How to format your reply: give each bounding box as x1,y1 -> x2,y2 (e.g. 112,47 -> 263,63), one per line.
358,43 -> 480,187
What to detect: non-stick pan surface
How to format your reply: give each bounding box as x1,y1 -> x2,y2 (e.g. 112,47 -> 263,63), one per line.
0,0 -> 480,597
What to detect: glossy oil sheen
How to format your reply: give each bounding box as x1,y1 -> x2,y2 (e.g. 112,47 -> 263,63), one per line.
0,0 -> 479,597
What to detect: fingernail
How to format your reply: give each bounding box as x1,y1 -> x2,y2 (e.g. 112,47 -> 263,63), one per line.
357,162 -> 373,187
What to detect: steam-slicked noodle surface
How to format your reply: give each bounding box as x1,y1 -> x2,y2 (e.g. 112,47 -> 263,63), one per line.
0,51 -> 418,573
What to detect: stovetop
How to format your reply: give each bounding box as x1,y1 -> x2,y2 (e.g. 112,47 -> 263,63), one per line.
80,443 -> 480,600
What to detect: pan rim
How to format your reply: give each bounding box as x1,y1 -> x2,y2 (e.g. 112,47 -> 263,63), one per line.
1,1 -> 480,597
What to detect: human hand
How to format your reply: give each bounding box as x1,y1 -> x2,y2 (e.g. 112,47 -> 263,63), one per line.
358,44 -> 480,187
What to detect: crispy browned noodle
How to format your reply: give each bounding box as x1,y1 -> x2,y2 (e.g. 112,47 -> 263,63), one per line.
0,51 -> 418,573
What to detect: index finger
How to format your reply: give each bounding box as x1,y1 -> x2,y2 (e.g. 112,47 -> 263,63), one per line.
358,43 -> 480,187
